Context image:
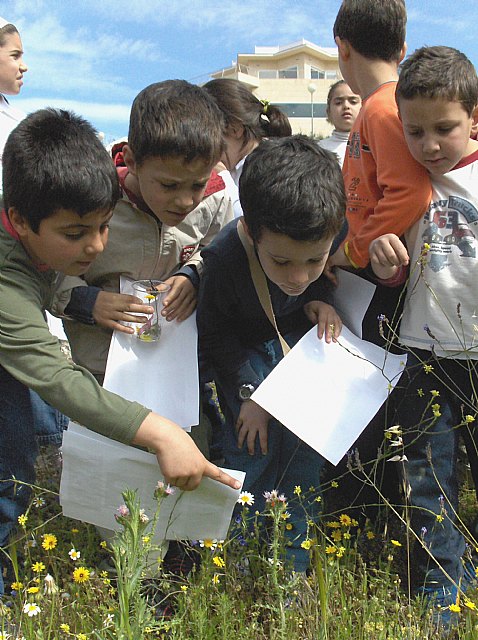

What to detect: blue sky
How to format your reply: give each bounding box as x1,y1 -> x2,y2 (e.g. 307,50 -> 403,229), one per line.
3,0 -> 476,142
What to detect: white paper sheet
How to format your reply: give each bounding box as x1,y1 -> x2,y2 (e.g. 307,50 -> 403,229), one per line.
251,325 -> 406,465
332,270 -> 376,338
103,277 -> 199,430
47,312 -> 68,341
60,423 -> 245,541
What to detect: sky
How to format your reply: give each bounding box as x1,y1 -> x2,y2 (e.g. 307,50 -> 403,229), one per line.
3,0 -> 477,142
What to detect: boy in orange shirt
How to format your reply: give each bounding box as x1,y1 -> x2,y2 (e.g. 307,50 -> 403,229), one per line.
329,0 -> 431,272
323,0 -> 432,517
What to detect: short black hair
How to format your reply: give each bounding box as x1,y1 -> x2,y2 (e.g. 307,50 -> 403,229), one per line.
3,108 -> 120,233
240,135 -> 345,244
333,0 -> 406,62
128,80 -> 225,166
396,46 -> 478,117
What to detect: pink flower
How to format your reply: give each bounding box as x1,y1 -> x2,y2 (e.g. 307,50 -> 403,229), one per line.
116,504 -> 130,518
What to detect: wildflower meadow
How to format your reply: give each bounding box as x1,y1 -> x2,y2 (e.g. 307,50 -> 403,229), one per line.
1,437 -> 478,640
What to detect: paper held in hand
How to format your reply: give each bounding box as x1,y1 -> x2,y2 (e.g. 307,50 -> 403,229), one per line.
251,325 -> 406,466
60,423 -> 245,541
103,276 -> 199,431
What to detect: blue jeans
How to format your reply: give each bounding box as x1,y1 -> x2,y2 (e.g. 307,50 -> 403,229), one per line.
0,366 -> 38,595
216,332 -> 325,572
391,350 -> 477,590
30,390 -> 68,446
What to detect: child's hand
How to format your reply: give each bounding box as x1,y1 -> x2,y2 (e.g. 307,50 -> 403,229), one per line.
92,291 -> 153,333
304,301 -> 342,343
162,275 -> 197,322
369,234 -> 409,280
236,400 -> 272,455
133,412 -> 241,491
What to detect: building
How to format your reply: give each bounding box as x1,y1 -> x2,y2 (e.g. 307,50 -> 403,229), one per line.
209,39 -> 341,138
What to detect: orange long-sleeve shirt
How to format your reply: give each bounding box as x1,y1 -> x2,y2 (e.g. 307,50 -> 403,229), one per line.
343,81 -> 432,268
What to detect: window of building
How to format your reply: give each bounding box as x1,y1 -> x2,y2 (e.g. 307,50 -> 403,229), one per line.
278,66 -> 298,79
274,103 -> 328,118
325,70 -> 338,79
311,67 -> 325,79
258,69 -> 278,79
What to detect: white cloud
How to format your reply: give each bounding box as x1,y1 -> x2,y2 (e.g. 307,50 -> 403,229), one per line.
6,11 -> 165,101
78,0 -> 338,44
14,97 -> 130,124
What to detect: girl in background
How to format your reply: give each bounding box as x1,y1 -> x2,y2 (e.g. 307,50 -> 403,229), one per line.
203,78 -> 291,217
319,80 -> 361,167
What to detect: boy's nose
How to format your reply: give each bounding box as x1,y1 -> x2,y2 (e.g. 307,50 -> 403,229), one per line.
19,59 -> 28,72
174,191 -> 195,212
423,136 -> 440,153
287,266 -> 310,286
85,233 -> 106,255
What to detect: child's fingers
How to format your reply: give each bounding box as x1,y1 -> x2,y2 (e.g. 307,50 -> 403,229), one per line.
258,427 -> 268,455
203,462 -> 242,490
246,430 -> 256,455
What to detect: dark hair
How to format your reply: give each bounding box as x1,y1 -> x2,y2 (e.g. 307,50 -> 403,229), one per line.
326,80 -> 347,112
203,78 -> 291,146
333,0 -> 406,62
128,80 -> 225,166
396,46 -> 478,116
3,108 -> 120,233
240,135 -> 345,244
0,23 -> 18,47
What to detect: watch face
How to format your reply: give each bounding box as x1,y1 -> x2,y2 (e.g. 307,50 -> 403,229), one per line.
239,384 -> 255,400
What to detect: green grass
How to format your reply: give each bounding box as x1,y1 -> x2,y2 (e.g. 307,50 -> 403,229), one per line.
1,445 -> 478,640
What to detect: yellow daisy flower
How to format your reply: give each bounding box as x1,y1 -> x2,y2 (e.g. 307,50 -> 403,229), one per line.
42,533 -> 58,551
73,566 -> 90,583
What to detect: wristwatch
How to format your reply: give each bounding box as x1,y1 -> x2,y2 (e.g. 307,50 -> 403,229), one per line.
238,383 -> 256,401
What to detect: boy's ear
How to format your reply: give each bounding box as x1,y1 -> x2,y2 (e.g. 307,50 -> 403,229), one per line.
8,207 -> 31,237
335,36 -> 350,61
398,43 -> 407,64
241,219 -> 255,246
227,123 -> 245,140
122,144 -> 137,176
471,105 -> 478,134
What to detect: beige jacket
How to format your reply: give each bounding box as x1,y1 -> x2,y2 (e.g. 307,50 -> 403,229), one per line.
54,188 -> 233,375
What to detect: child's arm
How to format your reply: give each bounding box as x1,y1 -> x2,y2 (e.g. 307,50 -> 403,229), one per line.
133,412 -> 240,490
369,233 -> 410,281
1,285 -> 239,490
303,301 -> 342,342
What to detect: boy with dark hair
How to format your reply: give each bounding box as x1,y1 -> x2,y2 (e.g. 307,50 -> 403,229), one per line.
54,80 -> 232,386
197,135 -> 345,571
327,0 -> 431,282
370,46 -> 478,629
0,108 -> 239,595
0,14 -> 68,455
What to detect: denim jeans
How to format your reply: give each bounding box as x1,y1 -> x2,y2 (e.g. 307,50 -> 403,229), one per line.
0,366 -> 38,595
30,390 -> 69,446
215,331 -> 325,572
390,350 -> 477,590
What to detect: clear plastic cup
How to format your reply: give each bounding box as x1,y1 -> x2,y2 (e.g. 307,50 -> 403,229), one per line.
131,280 -> 171,342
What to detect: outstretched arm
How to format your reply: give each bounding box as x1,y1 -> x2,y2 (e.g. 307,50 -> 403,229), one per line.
133,412 -> 241,491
